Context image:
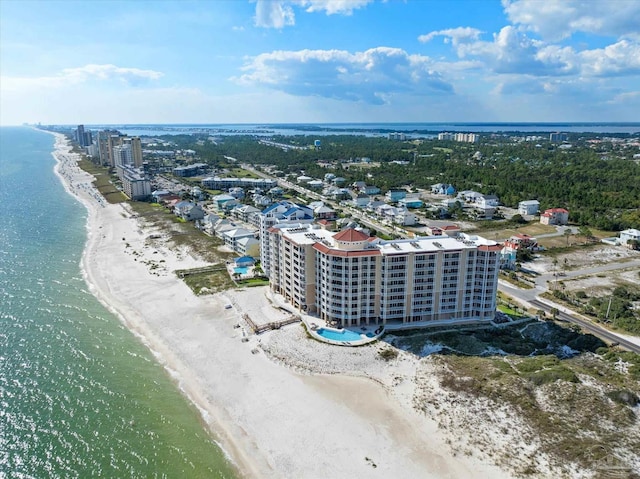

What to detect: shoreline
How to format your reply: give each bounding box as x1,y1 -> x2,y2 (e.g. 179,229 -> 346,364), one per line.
48,131 -> 514,479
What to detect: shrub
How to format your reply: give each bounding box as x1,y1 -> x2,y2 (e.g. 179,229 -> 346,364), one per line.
378,348 -> 398,361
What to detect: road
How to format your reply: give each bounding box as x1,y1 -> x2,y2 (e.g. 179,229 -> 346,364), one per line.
498,258 -> 640,353
528,298 -> 640,354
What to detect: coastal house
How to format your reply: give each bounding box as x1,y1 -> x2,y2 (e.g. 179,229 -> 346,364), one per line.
386,190 -> 407,203
399,198 -> 423,209
231,204 -> 262,227
174,201 -> 205,221
352,193 -> 371,208
540,208 -> 569,225
362,185 -> 381,195
619,229 -> 640,248
235,237 -> 260,258
221,228 -> 258,253
211,194 -> 237,211
431,183 -> 456,195
518,200 -> 540,216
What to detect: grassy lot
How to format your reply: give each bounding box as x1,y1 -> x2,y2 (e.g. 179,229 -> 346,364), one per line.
181,269 -> 235,295
77,159 -> 127,203
479,223 -> 557,241
228,168 -> 261,179
497,304 -> 527,318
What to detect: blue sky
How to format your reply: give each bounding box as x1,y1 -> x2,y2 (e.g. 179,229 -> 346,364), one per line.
1,0 -> 639,125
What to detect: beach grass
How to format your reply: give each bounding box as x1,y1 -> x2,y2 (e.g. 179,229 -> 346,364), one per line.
77,159 -> 127,203
182,269 -> 235,294
129,201 -> 236,264
435,350 -> 640,470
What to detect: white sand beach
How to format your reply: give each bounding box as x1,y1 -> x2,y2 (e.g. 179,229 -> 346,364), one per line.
51,132 -> 517,479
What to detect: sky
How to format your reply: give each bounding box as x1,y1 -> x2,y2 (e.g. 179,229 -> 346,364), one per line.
1,0 -> 639,125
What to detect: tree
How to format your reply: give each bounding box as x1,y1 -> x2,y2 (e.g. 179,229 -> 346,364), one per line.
563,228 -> 572,245
550,308 -> 559,320
578,226 -> 593,244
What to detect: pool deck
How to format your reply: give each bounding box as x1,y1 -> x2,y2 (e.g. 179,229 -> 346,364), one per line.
265,289 -> 383,346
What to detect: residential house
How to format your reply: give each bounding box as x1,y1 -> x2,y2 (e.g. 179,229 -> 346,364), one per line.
385,190 -> 407,202
352,193 -> 371,208
231,204 -> 262,227
431,183 -> 456,195
174,202 -> 205,221
518,200 -> 540,216
540,208 -> 569,225
221,228 -> 258,253
236,237 -> 260,258
211,194 -> 237,211
399,198 -> 423,209
620,229 -> 640,248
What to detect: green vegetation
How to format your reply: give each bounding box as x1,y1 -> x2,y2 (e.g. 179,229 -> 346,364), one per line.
77,159 -> 127,203
180,269 -> 235,295
388,320 -> 605,357
378,348 -> 398,361
127,201 -> 240,294
178,133 -> 640,231
546,284 -> 640,335
432,349 -> 640,474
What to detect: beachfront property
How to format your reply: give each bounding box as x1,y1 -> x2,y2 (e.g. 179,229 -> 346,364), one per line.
116,164 -> 151,200
264,224 -> 500,328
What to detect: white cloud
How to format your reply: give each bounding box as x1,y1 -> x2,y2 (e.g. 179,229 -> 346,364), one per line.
418,27 -> 483,46
502,0 -> 640,40
253,0 -> 373,28
297,0 -> 373,15
254,0 -> 295,28
432,25 -> 640,78
1,64 -> 163,91
233,47 -> 453,104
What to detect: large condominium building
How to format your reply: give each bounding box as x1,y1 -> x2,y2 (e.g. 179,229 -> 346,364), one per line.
116,165 -> 151,200
266,225 -> 501,328
438,132 -> 480,143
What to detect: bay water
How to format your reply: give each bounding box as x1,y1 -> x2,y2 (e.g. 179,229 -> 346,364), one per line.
0,127 -> 236,478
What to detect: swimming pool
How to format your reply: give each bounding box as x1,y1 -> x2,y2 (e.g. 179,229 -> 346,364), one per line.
315,328 -> 363,342
234,266 -> 249,274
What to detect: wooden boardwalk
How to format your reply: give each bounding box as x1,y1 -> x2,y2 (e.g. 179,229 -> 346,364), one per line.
243,313 -> 301,334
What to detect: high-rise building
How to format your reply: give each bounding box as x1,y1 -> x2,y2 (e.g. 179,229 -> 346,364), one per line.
113,144 -> 133,169
265,225 -> 500,327
549,132 -> 568,142
75,125 -> 86,146
130,137 -> 143,167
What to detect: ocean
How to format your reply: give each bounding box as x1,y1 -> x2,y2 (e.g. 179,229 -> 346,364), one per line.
0,127 -> 236,478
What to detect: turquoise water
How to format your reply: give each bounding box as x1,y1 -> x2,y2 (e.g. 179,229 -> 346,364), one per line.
233,267 -> 249,274
0,127 -> 236,478
315,328 -> 363,342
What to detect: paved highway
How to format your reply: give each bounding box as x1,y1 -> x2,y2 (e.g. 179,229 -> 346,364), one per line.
528,298 -> 640,354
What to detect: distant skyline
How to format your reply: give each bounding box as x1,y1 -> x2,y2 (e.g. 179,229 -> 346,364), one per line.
1,0 -> 639,126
